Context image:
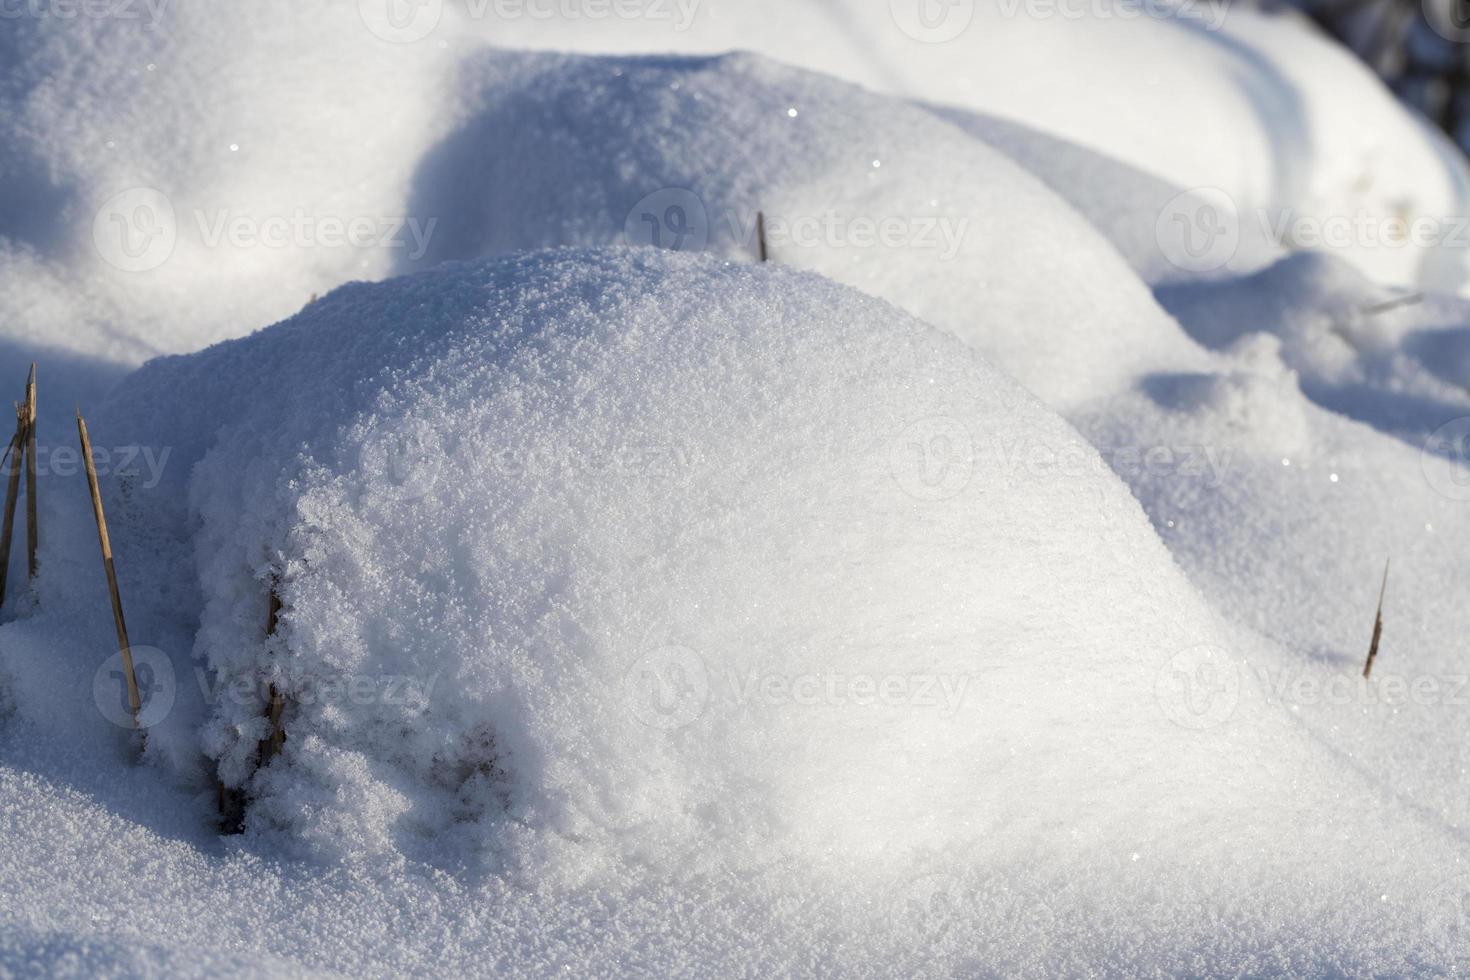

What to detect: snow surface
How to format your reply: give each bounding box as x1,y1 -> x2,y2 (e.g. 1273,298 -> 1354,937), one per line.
4,1 -> 1470,976
4,0 -> 1470,380
401,50 -> 1206,407
5,248 -> 1468,975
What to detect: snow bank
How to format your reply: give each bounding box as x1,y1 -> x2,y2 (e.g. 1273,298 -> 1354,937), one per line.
403,50 -> 1204,407
4,0 -> 1465,382
1158,251 -> 1470,446
28,247 -> 1385,888
461,2 -> 1470,293
1073,254 -> 1470,831
934,110 -> 1286,286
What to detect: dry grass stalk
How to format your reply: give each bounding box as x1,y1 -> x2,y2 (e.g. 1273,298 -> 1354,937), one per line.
0,404 -> 25,609
23,364 -> 36,579
78,409 -> 141,728
1362,559 -> 1390,679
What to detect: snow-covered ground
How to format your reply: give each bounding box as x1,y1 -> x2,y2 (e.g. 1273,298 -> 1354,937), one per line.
2,2 -> 1470,976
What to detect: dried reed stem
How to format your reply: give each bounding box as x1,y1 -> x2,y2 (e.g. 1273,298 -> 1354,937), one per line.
1362,559 -> 1390,679
23,364 -> 36,579
78,409 -> 141,726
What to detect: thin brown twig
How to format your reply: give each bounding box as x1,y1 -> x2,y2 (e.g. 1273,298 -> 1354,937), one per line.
24,364 -> 36,580
78,408 -> 142,731
1362,559 -> 1390,679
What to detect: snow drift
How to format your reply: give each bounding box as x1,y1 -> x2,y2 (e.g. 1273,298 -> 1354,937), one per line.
4,0 -> 1467,382
402,50 -> 1207,408
18,247 -> 1386,888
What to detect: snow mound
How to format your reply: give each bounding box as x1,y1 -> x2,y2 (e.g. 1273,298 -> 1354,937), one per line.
404,50 -> 1204,407
59,248 -> 1331,879
1157,251 -> 1470,447
462,2 -> 1470,291
6,2 -> 1463,382
935,110 -> 1285,286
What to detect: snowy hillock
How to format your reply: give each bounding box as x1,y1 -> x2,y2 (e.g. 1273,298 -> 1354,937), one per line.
11,248 -> 1424,906
5,1 -> 1468,383
404,50 -> 1207,408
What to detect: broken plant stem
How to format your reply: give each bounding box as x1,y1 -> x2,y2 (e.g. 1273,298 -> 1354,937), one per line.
24,363 -> 36,579
1362,558 -> 1390,679
78,409 -> 141,728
